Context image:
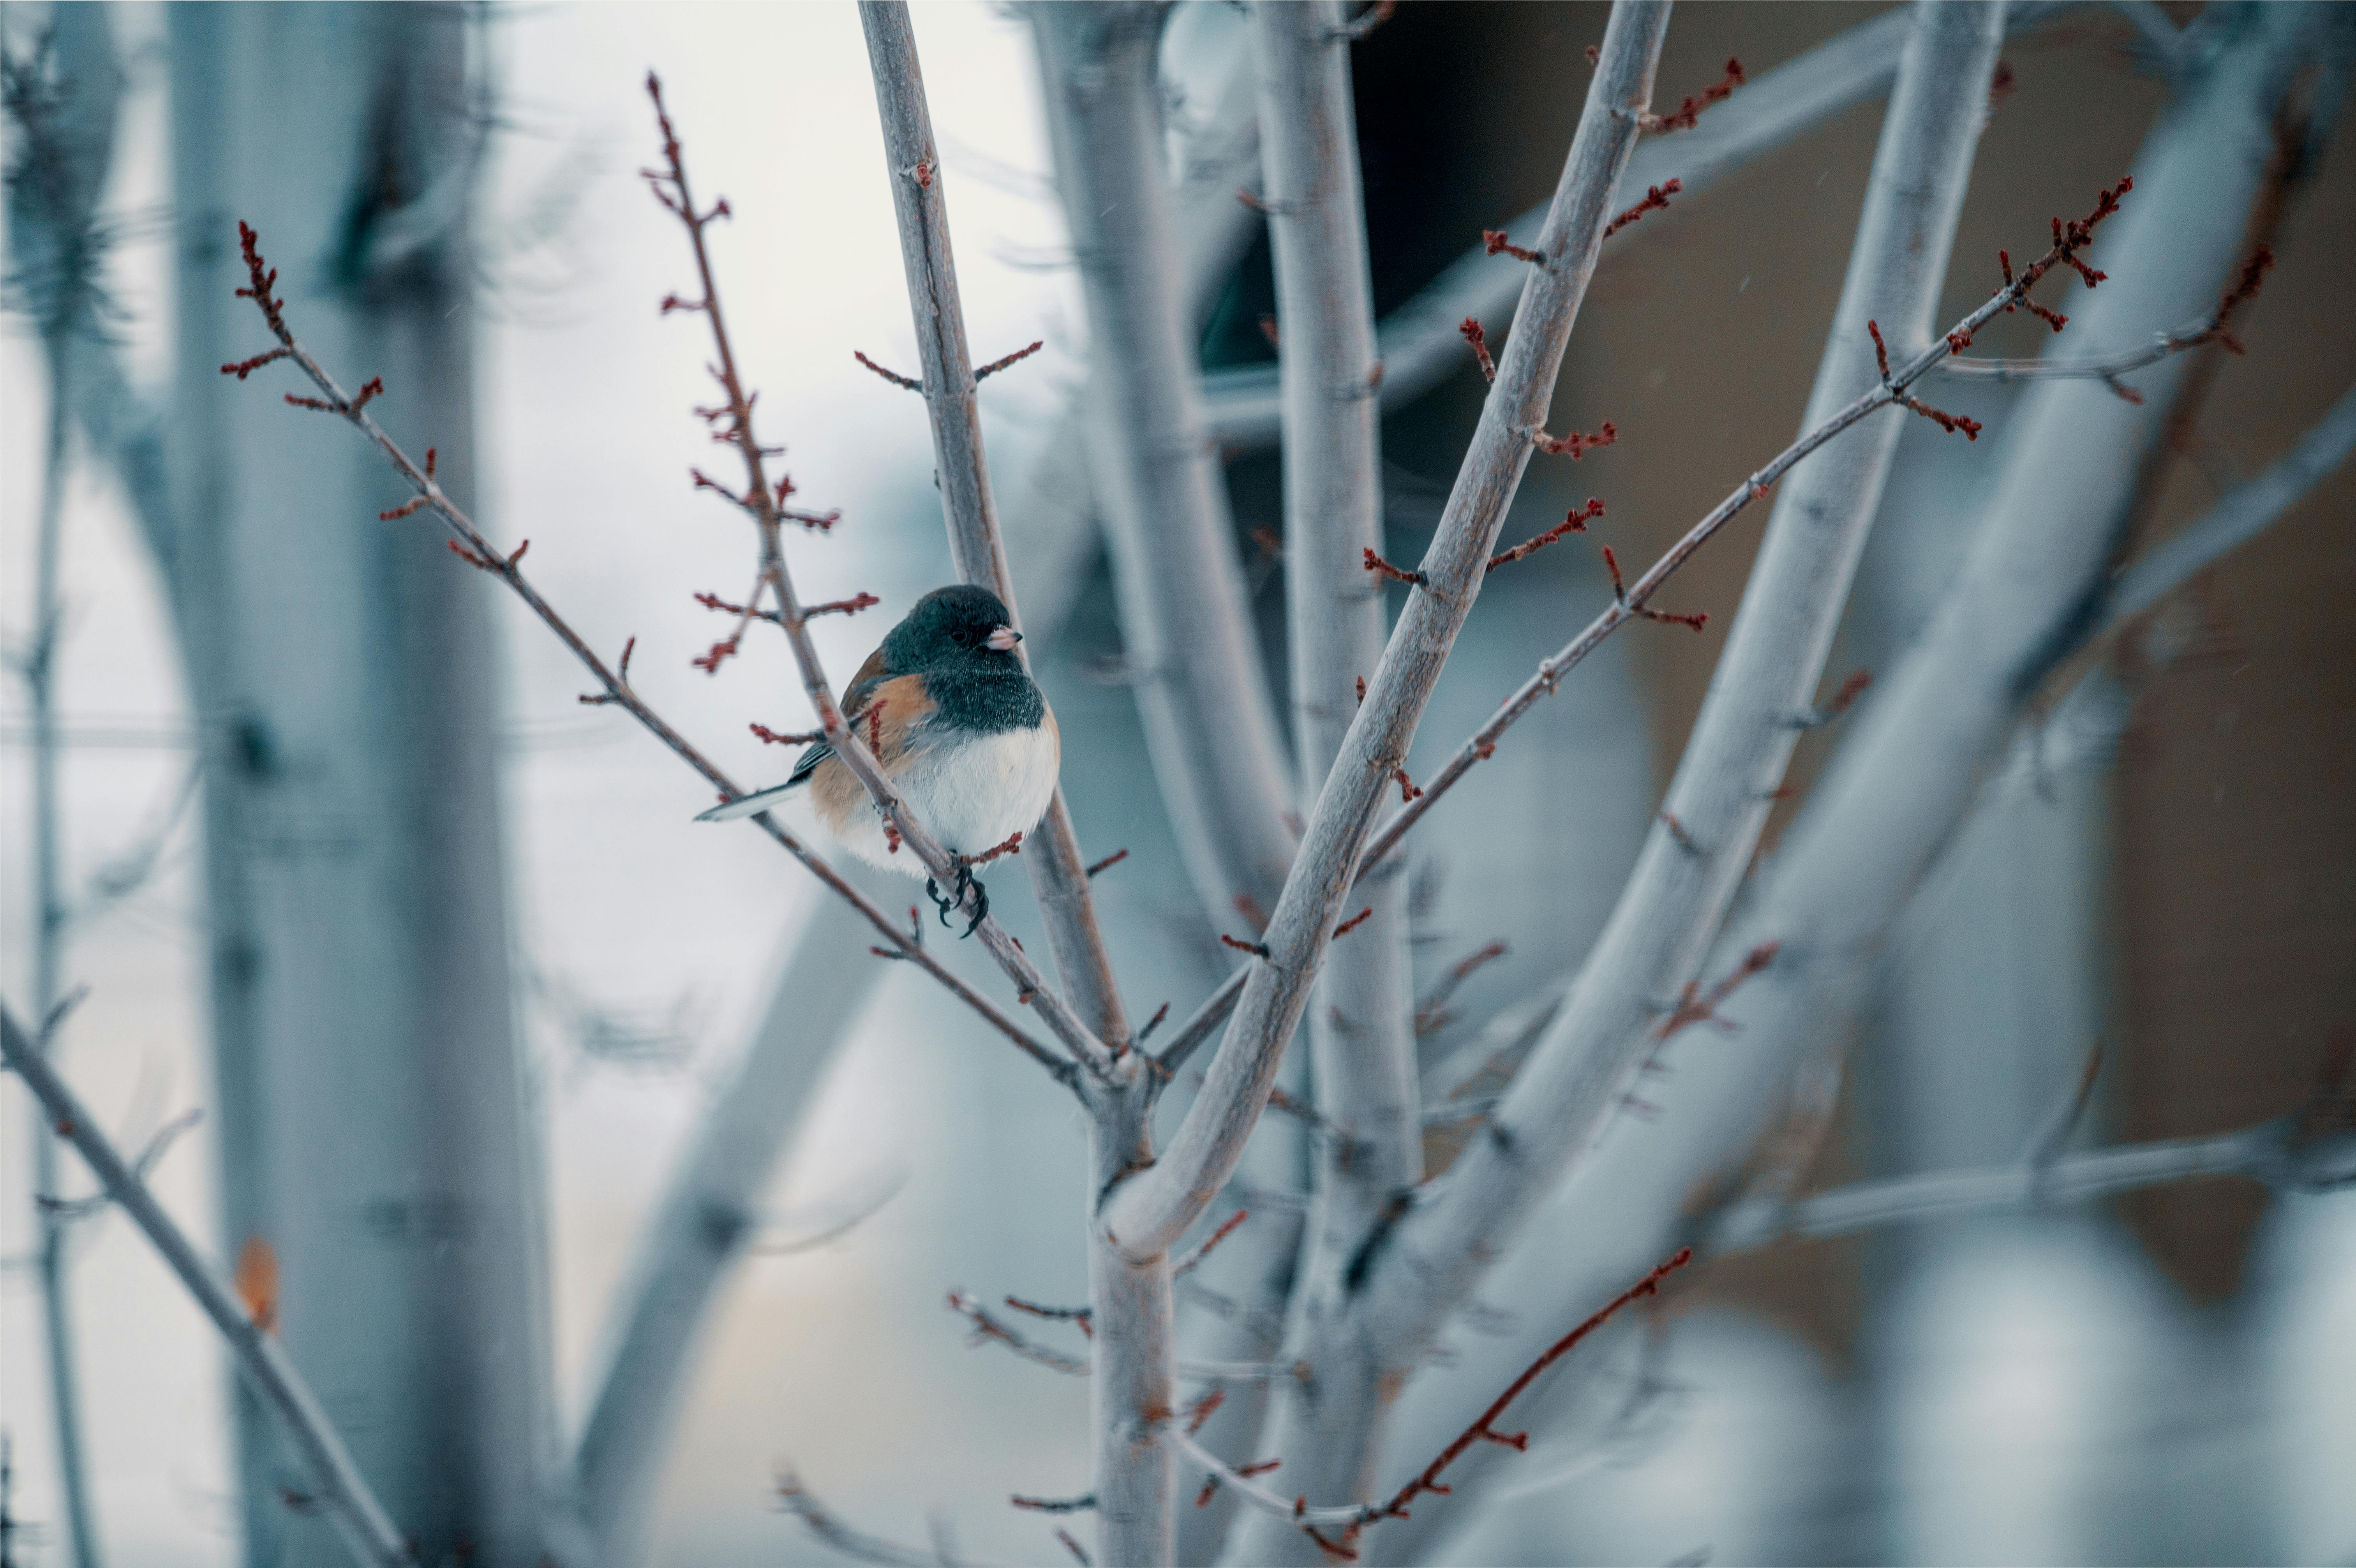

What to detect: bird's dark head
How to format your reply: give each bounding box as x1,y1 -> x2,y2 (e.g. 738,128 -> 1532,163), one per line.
885,584 -> 1023,672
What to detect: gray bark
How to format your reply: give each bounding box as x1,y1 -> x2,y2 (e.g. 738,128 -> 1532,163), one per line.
1028,1 -> 1300,930
1102,0 -> 1672,1282
860,0 -> 1128,1047
166,7 -> 555,1562
1199,1 -> 2080,448
2,1007 -> 413,1568
1364,9 -> 2318,1558
4,10 -> 125,1561
1228,2 -> 1421,1550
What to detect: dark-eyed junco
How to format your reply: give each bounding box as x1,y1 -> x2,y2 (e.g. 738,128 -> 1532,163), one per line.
698,585 -> 1059,932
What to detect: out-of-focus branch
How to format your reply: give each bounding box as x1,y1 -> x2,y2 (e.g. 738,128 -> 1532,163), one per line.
1708,1116 -> 2356,1255
1,1005 -> 413,1568
4,18 -> 126,1564
1000,11 -> 1264,645
1231,1 -> 1421,1545
1030,1 -> 1300,932
861,1 -> 1129,1049
2104,381 -> 2356,627
1199,2 -> 2083,446
570,885 -> 889,1559
220,119 -> 1094,1083
1366,17 -> 2322,1559
1360,0 -> 2013,1429
1102,0 -> 1672,1277
775,1470 -> 959,1568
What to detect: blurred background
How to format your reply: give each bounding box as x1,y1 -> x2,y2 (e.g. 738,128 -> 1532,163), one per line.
2,3 -> 2350,1565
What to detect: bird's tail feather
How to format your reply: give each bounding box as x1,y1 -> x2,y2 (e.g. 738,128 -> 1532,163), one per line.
695,779 -> 803,824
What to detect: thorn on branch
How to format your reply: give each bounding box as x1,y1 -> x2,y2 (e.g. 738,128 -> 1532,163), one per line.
1134,1001 -> 1170,1044
1011,1493 -> 1097,1514
283,393 -> 340,413
1605,178 -> 1681,238
1085,847 -> 1130,879
1055,1527 -> 1092,1566
1534,422 -> 1617,460
1489,499 -> 1605,573
1259,313 -> 1282,351
1483,229 -> 1545,267
1459,317 -> 1495,382
219,346 -> 291,380
1391,768 -> 1423,803
1333,906 -> 1374,938
976,339 -> 1046,381
658,292 -> 706,315
379,496 -> 430,521
853,349 -> 924,392
350,376 -> 383,413
806,592 -> 882,620
751,722 -> 822,746
1220,933 -> 1273,959
1363,547 -> 1427,587
1640,58 -> 1744,134
1355,676 -> 1367,706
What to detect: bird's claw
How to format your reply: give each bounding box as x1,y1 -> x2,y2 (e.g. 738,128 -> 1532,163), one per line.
927,866 -> 989,938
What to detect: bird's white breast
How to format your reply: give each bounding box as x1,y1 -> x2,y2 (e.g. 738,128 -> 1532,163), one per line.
823,720 -> 1059,870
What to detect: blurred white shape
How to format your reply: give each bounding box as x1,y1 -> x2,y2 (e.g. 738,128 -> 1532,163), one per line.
2256,1189 -> 2356,1564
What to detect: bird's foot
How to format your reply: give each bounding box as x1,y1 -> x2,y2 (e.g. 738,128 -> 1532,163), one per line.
925,876 -> 958,930
948,863 -> 989,938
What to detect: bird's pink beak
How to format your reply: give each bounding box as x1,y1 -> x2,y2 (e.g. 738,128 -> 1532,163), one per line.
986,625 -> 1022,651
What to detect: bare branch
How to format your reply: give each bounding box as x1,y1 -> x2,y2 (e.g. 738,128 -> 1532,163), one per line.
1200,3 -> 2085,447
1101,0 -> 1675,1268
862,0 -> 1130,1050
2,1004 -> 414,1566
1350,0 -> 2010,1482
1031,1 -> 1300,933
776,1469 -> 956,1568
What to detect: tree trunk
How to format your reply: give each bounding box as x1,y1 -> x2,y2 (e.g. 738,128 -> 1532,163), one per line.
166,6 -> 555,1561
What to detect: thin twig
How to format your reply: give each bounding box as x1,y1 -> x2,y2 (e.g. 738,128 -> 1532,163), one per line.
1356,177 -> 2141,872
2,1005 -> 414,1566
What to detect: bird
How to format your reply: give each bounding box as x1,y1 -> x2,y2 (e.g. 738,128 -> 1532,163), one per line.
696,584 -> 1059,935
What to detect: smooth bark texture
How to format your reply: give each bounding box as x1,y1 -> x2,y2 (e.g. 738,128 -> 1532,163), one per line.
1103,0 -> 1672,1268
1357,0 -> 2004,1384
1199,2 -> 2079,446
1366,10 -> 2317,1558
168,9 -> 555,1561
1232,1 -> 1420,1547
2,1008 -> 413,1568
6,12 -> 123,1560
1028,2 -> 1299,930
860,0 -> 1128,1048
